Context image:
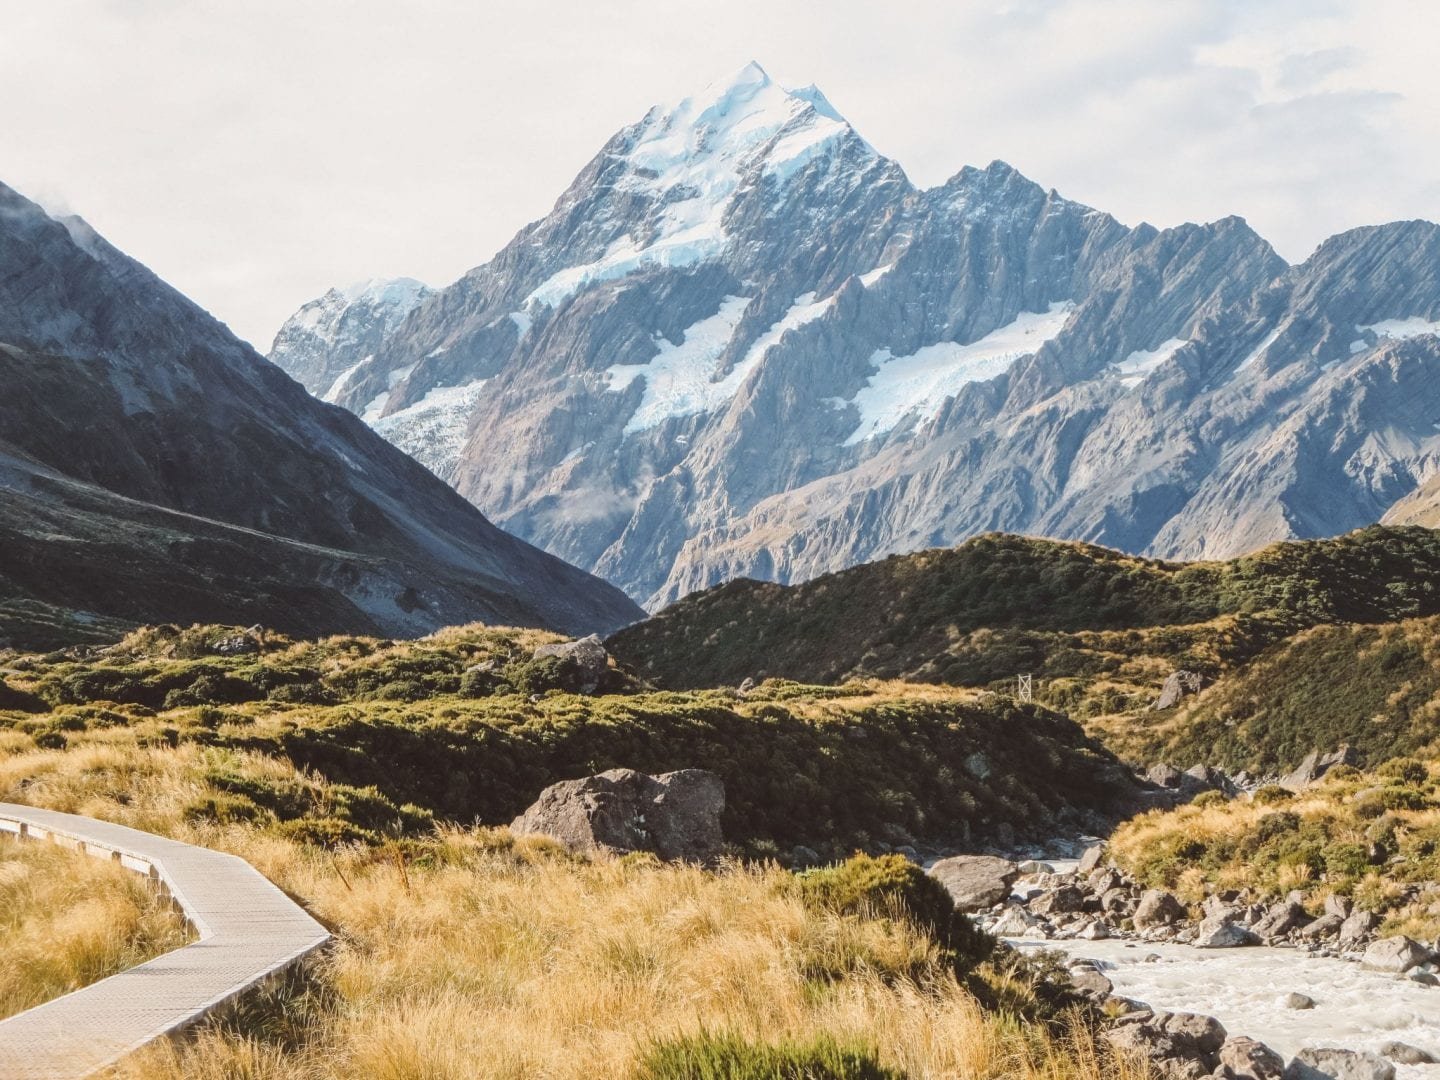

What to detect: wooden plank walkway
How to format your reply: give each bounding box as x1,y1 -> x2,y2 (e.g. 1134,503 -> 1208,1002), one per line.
0,803 -> 331,1079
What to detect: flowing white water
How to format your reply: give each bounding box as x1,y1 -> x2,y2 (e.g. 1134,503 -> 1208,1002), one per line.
1008,936 -> 1440,1076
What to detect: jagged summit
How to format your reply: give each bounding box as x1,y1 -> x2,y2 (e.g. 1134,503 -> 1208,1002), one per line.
271,69 -> 1440,611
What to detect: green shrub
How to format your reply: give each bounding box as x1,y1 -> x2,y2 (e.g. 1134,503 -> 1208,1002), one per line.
32,729 -> 67,750
1192,790 -> 1227,808
797,853 -> 992,976
1252,785 -> 1293,805
1379,758 -> 1430,785
1353,785 -> 1430,818
637,1031 -> 903,1080
1322,842 -> 1370,879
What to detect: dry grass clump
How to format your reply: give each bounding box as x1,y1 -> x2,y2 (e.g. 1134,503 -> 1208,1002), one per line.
0,833 -> 191,1020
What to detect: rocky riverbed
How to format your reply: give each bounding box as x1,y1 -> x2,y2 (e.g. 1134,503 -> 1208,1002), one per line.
927,846 -> 1440,1078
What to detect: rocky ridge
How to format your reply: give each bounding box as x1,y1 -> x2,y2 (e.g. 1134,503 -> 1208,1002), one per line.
0,181 -> 641,647
273,62 -> 1440,610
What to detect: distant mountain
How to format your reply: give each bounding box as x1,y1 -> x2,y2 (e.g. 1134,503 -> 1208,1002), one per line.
274,61 -> 1440,609
0,182 -> 641,647
268,278 -> 433,400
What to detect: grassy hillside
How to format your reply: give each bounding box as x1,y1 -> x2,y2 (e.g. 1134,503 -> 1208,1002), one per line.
0,624 -> 1133,857
1096,615 -> 1440,772
608,527 -> 1440,693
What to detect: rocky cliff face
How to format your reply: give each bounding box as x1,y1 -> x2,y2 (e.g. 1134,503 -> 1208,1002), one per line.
0,182 -> 641,646
273,62 -> 1440,609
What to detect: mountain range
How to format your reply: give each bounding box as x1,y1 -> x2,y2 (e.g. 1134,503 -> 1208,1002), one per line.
270,62 -> 1440,611
0,182 -> 640,647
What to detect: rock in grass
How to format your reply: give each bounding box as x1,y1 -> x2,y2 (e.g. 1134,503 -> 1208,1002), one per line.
510,767 -> 724,862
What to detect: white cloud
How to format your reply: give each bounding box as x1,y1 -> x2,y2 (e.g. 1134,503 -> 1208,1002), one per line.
0,0 -> 1435,345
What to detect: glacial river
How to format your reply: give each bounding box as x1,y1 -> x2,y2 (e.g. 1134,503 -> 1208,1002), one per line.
1008,935 -> 1440,1077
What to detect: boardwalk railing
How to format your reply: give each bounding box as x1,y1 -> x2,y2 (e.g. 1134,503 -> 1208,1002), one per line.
0,803 -> 331,1079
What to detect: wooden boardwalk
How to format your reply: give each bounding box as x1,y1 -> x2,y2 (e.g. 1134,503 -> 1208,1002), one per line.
0,803 -> 331,1078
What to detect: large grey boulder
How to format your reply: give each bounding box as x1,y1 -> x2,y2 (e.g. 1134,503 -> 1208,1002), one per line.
1076,843 -> 1106,875
1104,1010 -> 1226,1079
532,634 -> 612,693
1280,746 -> 1360,792
1283,1047 -> 1395,1080
1337,909 -> 1381,951
1152,671 -> 1204,710
928,855 -> 1019,912
1253,901 -> 1311,941
1361,935 -> 1433,974
1134,888 -> 1187,929
1218,1036 -> 1286,1079
1194,915 -> 1259,949
1378,1042 -> 1435,1066
510,767 -> 725,862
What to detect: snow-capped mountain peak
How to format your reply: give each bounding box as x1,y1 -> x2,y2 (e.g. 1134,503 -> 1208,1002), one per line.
268,276 -> 433,397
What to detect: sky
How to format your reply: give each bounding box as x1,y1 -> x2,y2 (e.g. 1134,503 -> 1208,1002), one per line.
1,0 -> 1437,348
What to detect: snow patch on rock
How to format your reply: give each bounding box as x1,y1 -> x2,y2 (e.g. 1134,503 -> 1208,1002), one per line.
372,380 -> 489,482
1113,338 -> 1188,387
838,301 -> 1074,445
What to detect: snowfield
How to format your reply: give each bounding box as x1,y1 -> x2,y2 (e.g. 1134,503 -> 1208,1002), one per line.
838,301 -> 1074,445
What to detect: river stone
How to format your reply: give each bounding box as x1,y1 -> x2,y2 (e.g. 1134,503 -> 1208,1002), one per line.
1280,991 -> 1316,1009
928,855 -> 1019,912
1378,1042 -> 1436,1065
1194,915 -> 1259,949
1361,935 -> 1432,974
1297,914 -> 1344,939
1155,1011 -> 1227,1056
1103,1020 -> 1211,1080
1030,883 -> 1086,915
991,907 -> 1041,937
1254,901 -> 1310,941
1219,1036 -> 1286,1080
1134,889 -> 1186,929
1283,1047 -> 1395,1080
1067,961 -> 1113,998
510,767 -> 724,862
1077,843 -> 1106,875
1338,910 -> 1381,950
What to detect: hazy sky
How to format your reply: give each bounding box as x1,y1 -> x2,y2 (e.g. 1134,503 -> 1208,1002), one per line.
2,0 -> 1437,347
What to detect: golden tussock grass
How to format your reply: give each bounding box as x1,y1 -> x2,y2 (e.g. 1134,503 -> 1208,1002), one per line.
2,710 -> 1150,1079
0,832 -> 191,1020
